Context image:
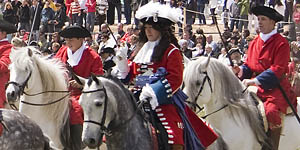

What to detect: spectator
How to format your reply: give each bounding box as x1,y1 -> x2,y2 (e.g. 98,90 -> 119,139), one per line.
85,0 -> 96,32
11,0 -> 22,26
30,0 -> 43,42
19,0 -> 31,32
185,0 -> 197,25
209,0 -> 218,24
116,23 -> 125,37
107,0 -> 121,25
124,0 -> 132,24
78,0 -> 87,27
3,2 -> 18,42
197,0 -> 208,24
238,0 -> 249,32
70,0 -> 81,25
98,33 -> 110,53
229,0 -> 240,32
41,1 -> 55,41
96,0 -> 108,29
180,39 -> 193,58
54,3 -> 67,32
3,2 -> 17,26
206,35 -> 218,52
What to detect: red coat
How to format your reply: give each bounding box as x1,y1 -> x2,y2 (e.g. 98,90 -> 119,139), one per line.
55,45 -> 104,124
0,41 -> 12,108
134,44 -> 217,147
245,33 -> 296,125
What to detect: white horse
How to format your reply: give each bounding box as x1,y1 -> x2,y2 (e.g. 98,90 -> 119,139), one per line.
5,47 -> 71,149
183,56 -> 300,150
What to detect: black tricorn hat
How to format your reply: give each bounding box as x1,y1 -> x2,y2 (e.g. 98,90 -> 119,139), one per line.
100,47 -> 115,54
228,48 -> 242,56
0,19 -> 17,34
251,6 -> 283,22
59,25 -> 91,38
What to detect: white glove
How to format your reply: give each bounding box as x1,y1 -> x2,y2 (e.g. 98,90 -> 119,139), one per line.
242,78 -> 261,87
139,84 -> 159,110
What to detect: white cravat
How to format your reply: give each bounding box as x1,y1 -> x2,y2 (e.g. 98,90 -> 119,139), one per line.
67,43 -> 86,67
133,39 -> 160,63
0,38 -> 8,42
260,29 -> 277,42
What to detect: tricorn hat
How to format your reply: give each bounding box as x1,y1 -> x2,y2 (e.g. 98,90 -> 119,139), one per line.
100,47 -> 115,54
251,6 -> 283,22
228,47 -> 242,56
59,25 -> 91,38
0,19 -> 17,34
135,2 -> 183,26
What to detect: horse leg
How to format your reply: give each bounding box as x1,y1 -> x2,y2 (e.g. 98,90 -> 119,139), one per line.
171,144 -> 184,150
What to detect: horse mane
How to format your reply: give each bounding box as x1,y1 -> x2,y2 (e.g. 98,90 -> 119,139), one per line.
10,46 -> 69,126
104,75 -> 141,115
186,56 -> 269,146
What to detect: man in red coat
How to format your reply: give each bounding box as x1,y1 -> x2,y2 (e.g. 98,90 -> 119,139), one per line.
0,19 -> 17,108
234,6 -> 296,150
55,25 -> 103,150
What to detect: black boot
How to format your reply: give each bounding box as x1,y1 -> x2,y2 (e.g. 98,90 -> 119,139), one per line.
268,127 -> 281,150
70,124 -> 83,150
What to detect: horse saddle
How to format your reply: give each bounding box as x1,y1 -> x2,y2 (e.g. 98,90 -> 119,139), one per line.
248,86 -> 293,132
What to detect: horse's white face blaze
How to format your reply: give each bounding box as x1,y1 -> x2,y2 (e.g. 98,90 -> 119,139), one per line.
79,77 -> 110,148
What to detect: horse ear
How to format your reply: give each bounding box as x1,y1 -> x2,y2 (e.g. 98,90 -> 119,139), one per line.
204,55 -> 211,69
73,74 -> 86,86
90,73 -> 102,85
27,48 -> 33,57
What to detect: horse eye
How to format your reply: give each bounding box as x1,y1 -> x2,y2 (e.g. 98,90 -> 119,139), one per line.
196,81 -> 201,86
94,100 -> 103,107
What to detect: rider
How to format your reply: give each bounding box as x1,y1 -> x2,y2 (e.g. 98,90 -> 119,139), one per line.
133,2 -> 218,150
233,6 -> 297,149
55,25 -> 104,149
0,19 -> 17,108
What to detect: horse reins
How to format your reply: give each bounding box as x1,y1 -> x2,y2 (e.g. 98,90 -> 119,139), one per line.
83,86 -> 145,136
186,71 -> 213,112
5,70 -> 70,107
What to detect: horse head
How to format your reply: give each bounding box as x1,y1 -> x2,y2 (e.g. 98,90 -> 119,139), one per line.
183,56 -> 214,107
6,47 -> 37,103
79,74 -> 117,149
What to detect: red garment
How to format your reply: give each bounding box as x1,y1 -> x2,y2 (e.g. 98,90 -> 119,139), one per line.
85,0 -> 96,13
120,32 -> 131,43
246,33 -> 297,126
0,41 -> 12,108
55,45 -> 104,124
134,44 -> 217,147
293,11 -> 300,24
65,0 -> 73,17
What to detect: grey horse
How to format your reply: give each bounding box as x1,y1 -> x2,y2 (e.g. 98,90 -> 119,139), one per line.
0,109 -> 50,150
79,75 -> 153,150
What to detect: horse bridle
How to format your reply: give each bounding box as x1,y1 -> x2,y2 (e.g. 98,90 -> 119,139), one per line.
82,87 -> 112,136
5,70 -> 70,108
83,86 -> 145,137
5,70 -> 32,96
186,71 -> 213,112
